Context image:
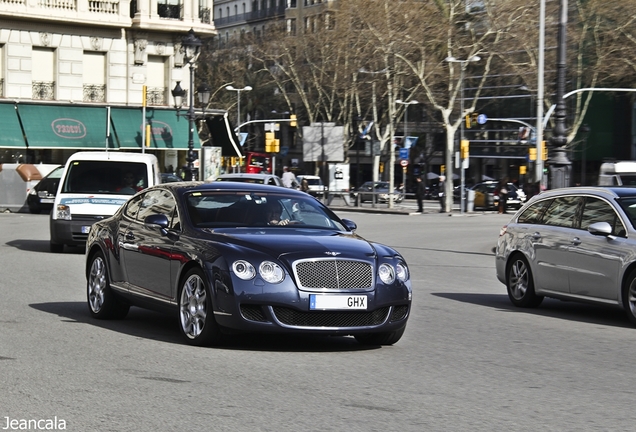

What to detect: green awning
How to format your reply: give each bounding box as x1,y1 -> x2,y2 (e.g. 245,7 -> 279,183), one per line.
110,107 -> 198,150
17,104 -> 116,149
0,103 -> 27,148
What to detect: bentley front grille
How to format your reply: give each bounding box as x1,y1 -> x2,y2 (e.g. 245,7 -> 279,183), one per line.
272,306 -> 390,328
293,259 -> 373,290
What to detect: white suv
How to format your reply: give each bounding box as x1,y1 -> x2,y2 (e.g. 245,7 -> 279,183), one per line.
297,175 -> 327,197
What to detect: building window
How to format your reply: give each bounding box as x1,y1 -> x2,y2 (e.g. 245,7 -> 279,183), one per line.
157,0 -> 182,19
147,55 -> 167,105
32,47 -> 56,100
83,51 -> 106,102
287,18 -> 296,35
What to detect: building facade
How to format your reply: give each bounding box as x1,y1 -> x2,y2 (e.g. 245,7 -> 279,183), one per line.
0,0 -> 216,173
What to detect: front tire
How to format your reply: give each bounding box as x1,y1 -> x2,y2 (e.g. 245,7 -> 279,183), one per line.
506,254 -> 543,308
178,268 -> 222,346
87,251 -> 129,319
622,270 -> 636,326
354,326 -> 405,346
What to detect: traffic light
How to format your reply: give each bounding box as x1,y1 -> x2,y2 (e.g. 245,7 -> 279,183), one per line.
541,140 -> 548,160
465,113 -> 479,128
265,132 -> 276,152
379,162 -> 384,173
289,114 -> 297,128
529,147 -> 537,161
519,166 -> 527,175
460,139 -> 469,159
441,164 -> 445,174
465,115 -> 472,129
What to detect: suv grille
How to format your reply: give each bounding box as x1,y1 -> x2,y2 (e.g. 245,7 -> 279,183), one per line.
293,259 -> 373,290
272,306 -> 389,327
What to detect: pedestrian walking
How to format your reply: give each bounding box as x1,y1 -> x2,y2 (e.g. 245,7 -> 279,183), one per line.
281,166 -> 298,189
497,178 -> 509,214
415,176 -> 425,213
438,175 -> 446,213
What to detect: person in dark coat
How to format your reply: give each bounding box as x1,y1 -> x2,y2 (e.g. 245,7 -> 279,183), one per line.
415,176 -> 425,213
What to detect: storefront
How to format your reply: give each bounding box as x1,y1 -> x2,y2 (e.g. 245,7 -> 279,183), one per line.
0,102 -> 242,177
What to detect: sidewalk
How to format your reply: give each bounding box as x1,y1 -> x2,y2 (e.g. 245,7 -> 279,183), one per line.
326,196 -> 498,216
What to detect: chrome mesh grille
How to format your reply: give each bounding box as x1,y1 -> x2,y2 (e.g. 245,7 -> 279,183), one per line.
293,259 -> 373,290
272,306 -> 389,327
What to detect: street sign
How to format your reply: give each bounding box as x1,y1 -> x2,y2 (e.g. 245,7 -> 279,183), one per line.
400,159 -> 409,167
477,114 -> 488,125
399,148 -> 409,160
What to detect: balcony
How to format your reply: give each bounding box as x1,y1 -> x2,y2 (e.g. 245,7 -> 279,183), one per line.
33,81 -> 56,100
1,0 -> 131,26
83,84 -> 106,102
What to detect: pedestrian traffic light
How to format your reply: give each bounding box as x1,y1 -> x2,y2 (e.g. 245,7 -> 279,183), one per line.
541,140 -> 548,160
529,147 -> 537,161
460,140 -> 469,159
265,132 -> 276,152
289,114 -> 297,128
379,162 -> 384,173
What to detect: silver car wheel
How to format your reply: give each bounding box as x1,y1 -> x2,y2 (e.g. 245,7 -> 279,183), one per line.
88,255 -> 107,313
179,273 -> 207,340
509,259 -> 529,300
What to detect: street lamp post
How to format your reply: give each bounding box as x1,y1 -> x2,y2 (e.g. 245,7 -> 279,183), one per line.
549,0 -> 571,189
226,85 -> 252,133
395,99 -> 419,199
171,28 -> 202,181
445,55 -> 480,214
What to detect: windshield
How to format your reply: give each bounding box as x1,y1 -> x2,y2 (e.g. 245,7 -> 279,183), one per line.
61,161 -> 148,195
617,197 -> 636,228
186,192 -> 345,230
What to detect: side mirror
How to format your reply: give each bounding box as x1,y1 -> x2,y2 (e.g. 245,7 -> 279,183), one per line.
341,218 -> 357,232
588,221 -> 612,237
145,214 -> 170,236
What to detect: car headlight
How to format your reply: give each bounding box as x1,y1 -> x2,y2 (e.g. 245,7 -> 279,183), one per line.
396,262 -> 409,282
55,204 -> 71,221
28,188 -> 37,196
232,260 -> 256,280
378,263 -> 395,284
259,261 -> 285,284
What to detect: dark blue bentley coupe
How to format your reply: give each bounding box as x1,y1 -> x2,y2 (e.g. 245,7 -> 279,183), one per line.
85,181 -> 412,346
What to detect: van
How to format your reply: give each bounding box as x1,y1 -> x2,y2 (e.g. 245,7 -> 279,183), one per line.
598,161 -> 636,186
50,151 -> 160,253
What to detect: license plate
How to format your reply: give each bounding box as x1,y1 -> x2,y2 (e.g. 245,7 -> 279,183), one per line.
81,226 -> 91,234
309,295 -> 367,310
40,198 -> 54,203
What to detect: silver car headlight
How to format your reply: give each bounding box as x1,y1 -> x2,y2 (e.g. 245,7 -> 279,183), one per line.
396,262 -> 409,282
232,260 -> 256,280
259,261 -> 285,284
378,263 -> 396,284
55,204 -> 71,221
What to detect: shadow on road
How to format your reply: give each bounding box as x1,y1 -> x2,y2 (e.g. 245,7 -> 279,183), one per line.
6,239 -> 85,254
30,301 -> 380,352
433,292 -> 632,329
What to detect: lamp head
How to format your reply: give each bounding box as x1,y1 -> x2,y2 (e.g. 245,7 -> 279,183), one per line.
182,28 -> 202,64
171,81 -> 186,109
197,82 -> 211,105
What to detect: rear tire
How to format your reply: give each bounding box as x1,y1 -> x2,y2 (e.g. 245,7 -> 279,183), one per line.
622,270 -> 636,326
354,327 -> 405,346
87,251 -> 129,319
506,254 -> 543,308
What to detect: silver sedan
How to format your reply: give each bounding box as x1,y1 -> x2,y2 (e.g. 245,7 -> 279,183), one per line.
495,186 -> 636,324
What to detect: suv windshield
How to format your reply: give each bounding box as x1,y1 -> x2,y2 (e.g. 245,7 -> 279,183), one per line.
62,161 -> 148,195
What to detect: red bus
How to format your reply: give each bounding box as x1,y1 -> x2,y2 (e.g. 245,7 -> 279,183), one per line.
245,152 -> 271,174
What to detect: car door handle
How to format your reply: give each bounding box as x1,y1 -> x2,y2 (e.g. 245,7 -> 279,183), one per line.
532,232 -> 541,240
125,232 -> 135,241
571,237 -> 581,245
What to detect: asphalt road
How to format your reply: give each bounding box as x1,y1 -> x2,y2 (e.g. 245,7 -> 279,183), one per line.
1,211 -> 635,431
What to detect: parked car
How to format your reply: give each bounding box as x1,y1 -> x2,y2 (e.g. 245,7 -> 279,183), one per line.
462,181 -> 525,210
215,172 -> 284,187
296,175 -> 327,197
351,181 -> 404,203
495,186 -> 636,324
27,165 -> 63,214
160,173 -> 183,183
85,182 -> 412,346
